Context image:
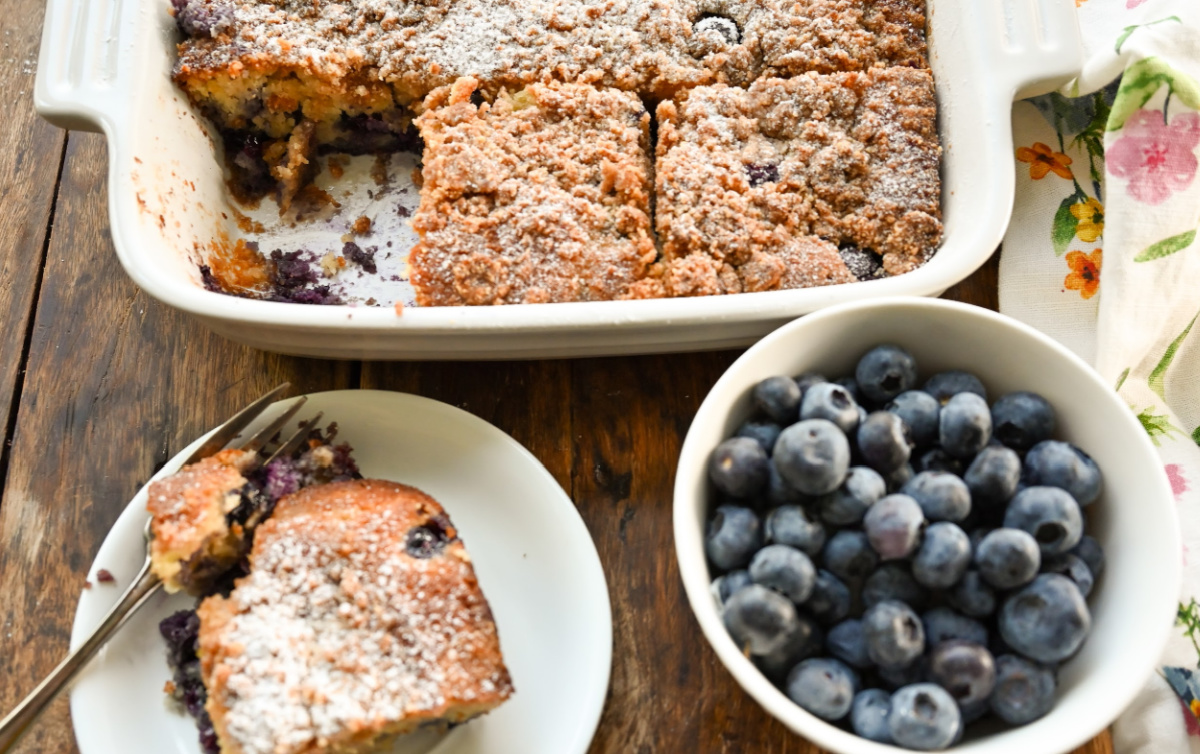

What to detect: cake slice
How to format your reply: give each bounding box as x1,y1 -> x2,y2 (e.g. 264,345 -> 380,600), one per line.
197,479 -> 514,754
647,68 -> 941,296
409,77 -> 656,305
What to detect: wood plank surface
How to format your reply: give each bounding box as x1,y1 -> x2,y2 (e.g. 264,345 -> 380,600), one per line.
0,115 -> 1111,754
0,0 -> 69,475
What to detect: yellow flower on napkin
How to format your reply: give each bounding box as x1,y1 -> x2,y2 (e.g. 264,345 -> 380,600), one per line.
1069,198 -> 1105,242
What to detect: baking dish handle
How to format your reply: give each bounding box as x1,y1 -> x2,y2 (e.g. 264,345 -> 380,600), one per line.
982,0 -> 1084,101
34,0 -> 140,133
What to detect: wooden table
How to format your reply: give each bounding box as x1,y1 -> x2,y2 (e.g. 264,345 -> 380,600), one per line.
0,6 -> 1112,753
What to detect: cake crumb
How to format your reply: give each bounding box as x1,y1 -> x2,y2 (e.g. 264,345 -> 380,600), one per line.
96,569 -> 116,584
319,252 -> 343,278
352,215 -> 372,235
394,300 -> 404,316
83,580 -> 93,590
163,680 -> 177,695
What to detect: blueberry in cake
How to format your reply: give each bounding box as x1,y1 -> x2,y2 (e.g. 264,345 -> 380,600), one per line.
148,427 -> 358,596
169,0 -> 941,304
409,77 -> 656,305
197,479 -> 513,753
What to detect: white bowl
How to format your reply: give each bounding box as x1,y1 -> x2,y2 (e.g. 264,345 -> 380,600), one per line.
673,297 -> 1181,754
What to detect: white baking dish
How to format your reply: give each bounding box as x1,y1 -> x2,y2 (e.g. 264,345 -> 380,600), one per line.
35,0 -> 1081,360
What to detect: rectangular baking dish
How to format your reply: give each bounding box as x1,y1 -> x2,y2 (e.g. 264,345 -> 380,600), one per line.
34,0 -> 1081,360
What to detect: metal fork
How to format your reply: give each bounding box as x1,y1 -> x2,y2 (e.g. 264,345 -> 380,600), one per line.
0,383 -> 324,753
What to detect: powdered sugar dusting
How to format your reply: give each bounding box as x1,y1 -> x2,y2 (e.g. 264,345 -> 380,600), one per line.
199,479 -> 512,754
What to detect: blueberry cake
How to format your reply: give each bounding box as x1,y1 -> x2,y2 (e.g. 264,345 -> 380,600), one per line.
409,78 -> 656,305
196,479 -> 513,753
648,69 -> 942,295
147,428 -> 359,596
170,0 -> 939,304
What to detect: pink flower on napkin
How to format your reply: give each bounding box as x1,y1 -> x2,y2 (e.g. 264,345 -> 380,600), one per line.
1126,0 -> 1149,7
1108,110 -> 1200,204
1167,463 -> 1190,501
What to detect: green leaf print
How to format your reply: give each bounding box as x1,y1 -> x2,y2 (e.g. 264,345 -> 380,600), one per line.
1148,313 -> 1199,400
1193,425 -> 1200,447
1135,230 -> 1197,262
1115,367 -> 1131,392
1115,16 -> 1183,54
1109,58 -> 1200,131
1052,197 -> 1080,256
1135,405 -> 1187,445
1179,598 -> 1200,656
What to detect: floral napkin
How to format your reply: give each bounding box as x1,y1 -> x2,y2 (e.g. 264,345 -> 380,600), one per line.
999,0 -> 1200,750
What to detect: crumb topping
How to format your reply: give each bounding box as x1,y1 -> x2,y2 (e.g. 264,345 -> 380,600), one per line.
409,78 -> 656,304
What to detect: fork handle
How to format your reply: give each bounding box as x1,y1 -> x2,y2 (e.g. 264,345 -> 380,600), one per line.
0,558 -> 162,753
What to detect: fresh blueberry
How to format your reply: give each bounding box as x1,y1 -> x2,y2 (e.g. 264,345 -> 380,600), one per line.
902,471 -> 971,522
864,600 -> 926,670
1023,440 -> 1102,506
749,544 -> 816,604
975,528 -> 1041,589
735,420 -> 783,455
990,654 -> 1057,724
1004,486 -> 1083,555
773,419 -> 851,496
887,391 -> 940,448
922,608 -> 988,647
764,464 -> 805,507
852,689 -> 894,743
924,370 -> 988,404
723,583 -> 799,656
818,466 -> 886,526
863,494 -> 925,561
863,564 -> 929,611
856,345 -> 918,404
999,574 -> 1091,663
1070,535 -> 1106,580
801,382 -> 860,434
835,376 -> 863,404
948,570 -> 997,618
964,446 -> 1022,509
885,463 -> 915,493
806,570 -> 852,625
912,522 -> 971,589
992,391 -> 1056,452
857,411 -> 913,473
928,640 -> 996,706
755,614 -> 824,682
1041,553 -> 1095,597
794,372 -> 828,396
705,505 -> 763,571
713,569 -> 752,606
959,698 -> 990,725
878,659 -> 928,690
709,437 -> 770,498
827,619 -> 872,670
764,505 -> 825,556
915,447 -> 964,476
787,658 -> 859,721
754,375 -> 802,424
939,393 -> 992,458
888,684 -> 961,750
822,530 -> 879,582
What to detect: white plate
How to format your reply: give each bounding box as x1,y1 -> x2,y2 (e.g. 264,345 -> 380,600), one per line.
69,390 -> 612,754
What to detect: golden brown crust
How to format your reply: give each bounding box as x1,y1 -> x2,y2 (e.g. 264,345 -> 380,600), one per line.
409,78 -> 656,305
199,479 -> 513,754
146,448 -> 255,594
654,70 -> 941,285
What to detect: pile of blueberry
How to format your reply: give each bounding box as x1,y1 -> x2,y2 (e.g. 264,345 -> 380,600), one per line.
705,344 -> 1103,750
